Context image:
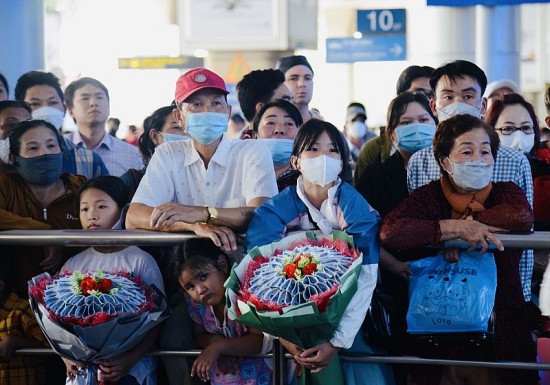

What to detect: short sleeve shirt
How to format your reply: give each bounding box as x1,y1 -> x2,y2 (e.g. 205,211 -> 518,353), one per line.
132,135 -> 278,207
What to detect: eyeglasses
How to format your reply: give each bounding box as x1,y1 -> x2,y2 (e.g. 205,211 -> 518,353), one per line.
494,125 -> 534,135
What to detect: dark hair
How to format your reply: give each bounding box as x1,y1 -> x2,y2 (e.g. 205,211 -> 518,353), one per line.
386,92 -> 438,136
545,85 -> 550,115
252,99 -> 303,133
108,117 -> 120,126
230,114 -> 245,125
0,100 -> 32,115
276,55 -> 314,75
433,114 -> 499,173
292,119 -> 348,178
0,73 -> 8,97
396,65 -> 434,95
484,93 -> 540,156
173,238 -> 230,282
430,60 -> 487,97
138,106 -> 175,165
347,102 -> 365,110
9,119 -> 61,156
237,69 -> 286,122
14,71 -> 65,103
64,77 -> 109,108
75,176 -> 129,212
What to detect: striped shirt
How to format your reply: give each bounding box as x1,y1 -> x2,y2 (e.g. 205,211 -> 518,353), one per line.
65,131 -> 143,177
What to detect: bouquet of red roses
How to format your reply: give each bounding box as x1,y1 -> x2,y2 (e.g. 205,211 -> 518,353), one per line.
28,270 -> 168,385
226,230 -> 362,349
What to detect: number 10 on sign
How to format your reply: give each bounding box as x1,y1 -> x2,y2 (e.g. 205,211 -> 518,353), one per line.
357,9 -> 406,34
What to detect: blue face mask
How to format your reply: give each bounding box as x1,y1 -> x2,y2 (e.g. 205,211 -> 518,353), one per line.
395,123 -> 436,153
185,112 -> 228,145
161,132 -> 191,142
258,138 -> 294,165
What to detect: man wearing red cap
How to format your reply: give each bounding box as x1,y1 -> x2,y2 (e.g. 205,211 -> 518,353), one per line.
126,67 -> 277,244
126,68 -> 278,385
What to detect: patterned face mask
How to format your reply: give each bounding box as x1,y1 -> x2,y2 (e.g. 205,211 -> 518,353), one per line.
14,152 -> 63,185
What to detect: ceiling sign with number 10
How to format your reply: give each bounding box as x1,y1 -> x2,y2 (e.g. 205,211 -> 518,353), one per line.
357,9 -> 406,34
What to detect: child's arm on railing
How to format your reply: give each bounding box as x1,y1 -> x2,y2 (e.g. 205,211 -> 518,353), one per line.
192,323 -> 264,382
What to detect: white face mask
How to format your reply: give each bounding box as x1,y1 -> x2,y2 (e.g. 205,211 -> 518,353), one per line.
347,121 -> 367,139
499,131 -> 535,154
437,102 -> 481,122
0,137 -> 10,164
32,106 -> 65,129
298,155 -> 342,187
446,157 -> 494,191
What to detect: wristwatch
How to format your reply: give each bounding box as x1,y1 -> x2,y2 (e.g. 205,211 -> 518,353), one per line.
206,206 -> 218,224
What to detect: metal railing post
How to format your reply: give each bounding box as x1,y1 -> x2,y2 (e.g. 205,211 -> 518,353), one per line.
272,339 -> 285,385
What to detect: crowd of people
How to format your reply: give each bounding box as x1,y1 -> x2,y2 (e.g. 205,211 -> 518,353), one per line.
0,56 -> 550,385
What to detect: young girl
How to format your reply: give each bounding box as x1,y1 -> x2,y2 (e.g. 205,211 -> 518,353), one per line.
245,119 -> 394,385
175,238 -> 272,385
60,176 -> 165,385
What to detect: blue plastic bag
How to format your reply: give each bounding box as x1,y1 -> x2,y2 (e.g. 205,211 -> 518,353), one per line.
407,251 -> 496,334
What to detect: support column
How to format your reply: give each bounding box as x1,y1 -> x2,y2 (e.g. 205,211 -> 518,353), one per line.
429,6 -> 476,65
476,5 -> 520,83
0,0 -> 45,97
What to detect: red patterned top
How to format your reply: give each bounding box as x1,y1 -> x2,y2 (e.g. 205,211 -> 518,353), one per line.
379,180 -> 536,372
379,180 -> 533,250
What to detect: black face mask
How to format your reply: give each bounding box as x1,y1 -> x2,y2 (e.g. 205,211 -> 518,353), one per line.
14,152 -> 63,185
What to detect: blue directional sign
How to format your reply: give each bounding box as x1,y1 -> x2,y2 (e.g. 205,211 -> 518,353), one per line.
357,9 -> 406,34
326,36 -> 406,63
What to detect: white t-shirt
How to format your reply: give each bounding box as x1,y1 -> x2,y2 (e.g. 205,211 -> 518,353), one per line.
61,245 -> 165,293
132,135 -> 278,207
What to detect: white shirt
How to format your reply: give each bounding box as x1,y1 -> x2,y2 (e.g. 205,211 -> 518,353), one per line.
132,135 -> 278,207
65,130 -> 144,177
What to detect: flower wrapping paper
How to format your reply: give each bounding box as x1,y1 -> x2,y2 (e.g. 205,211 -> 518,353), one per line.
28,271 -> 169,364
225,230 -> 362,349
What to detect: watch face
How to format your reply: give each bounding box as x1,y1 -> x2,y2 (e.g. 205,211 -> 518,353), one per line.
208,207 -> 219,219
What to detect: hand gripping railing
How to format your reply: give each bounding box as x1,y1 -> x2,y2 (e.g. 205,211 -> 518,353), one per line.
4,229 -> 550,385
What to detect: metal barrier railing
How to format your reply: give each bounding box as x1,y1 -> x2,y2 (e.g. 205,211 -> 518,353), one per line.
14,348 -> 550,371
4,229 -> 550,384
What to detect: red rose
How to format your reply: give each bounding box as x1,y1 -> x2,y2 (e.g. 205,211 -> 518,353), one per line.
284,263 -> 297,279
80,277 -> 97,295
97,278 -> 113,293
303,263 -> 317,276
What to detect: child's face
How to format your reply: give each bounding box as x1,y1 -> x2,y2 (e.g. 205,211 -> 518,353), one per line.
178,263 -> 227,308
79,187 -> 121,230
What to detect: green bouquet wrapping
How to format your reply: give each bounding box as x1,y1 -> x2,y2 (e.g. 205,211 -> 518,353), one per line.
225,230 -> 363,384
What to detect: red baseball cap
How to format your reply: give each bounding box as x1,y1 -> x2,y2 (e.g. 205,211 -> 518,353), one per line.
174,68 -> 229,104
